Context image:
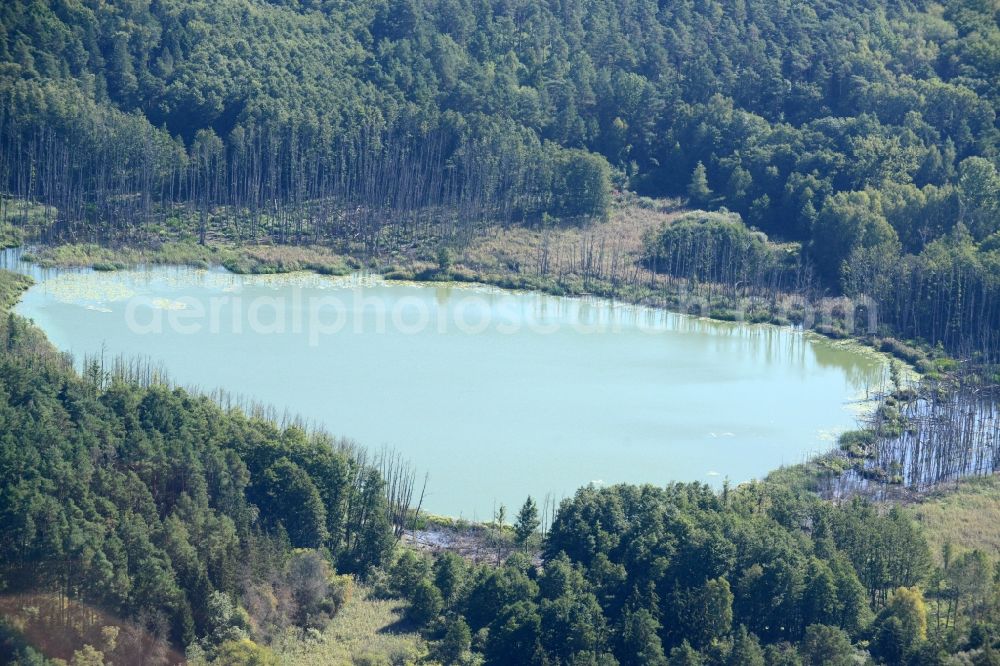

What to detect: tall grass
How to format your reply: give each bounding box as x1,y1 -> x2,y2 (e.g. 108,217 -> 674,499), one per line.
22,242 -> 354,276
908,474 -> 1000,562
273,586 -> 425,665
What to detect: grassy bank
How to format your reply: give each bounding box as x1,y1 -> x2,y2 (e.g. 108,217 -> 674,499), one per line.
908,475 -> 1000,563
0,269 -> 32,310
15,233 -> 954,379
272,585 -> 426,665
22,241 -> 356,276
14,198 -> 951,375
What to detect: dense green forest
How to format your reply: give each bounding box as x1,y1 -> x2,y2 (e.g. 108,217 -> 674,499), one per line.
0,273 -> 400,663
3,279 -> 1000,663
384,482 -> 1000,665
1,0 -> 999,357
3,0 -> 1000,663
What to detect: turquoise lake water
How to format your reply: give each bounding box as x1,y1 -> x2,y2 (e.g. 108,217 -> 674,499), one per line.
6,253 -> 889,518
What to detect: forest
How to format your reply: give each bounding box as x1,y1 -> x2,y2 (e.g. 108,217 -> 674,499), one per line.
1,0 -> 999,357
0,271 -> 404,663
381,483 -> 999,665
6,296 -> 1000,666
2,0 -> 1000,663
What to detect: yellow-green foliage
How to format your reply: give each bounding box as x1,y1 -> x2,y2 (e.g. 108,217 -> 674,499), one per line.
273,586 -> 425,665
24,241 -> 226,270
23,243 -> 137,269
222,245 -> 352,275
908,474 -> 1000,562
881,587 -> 928,641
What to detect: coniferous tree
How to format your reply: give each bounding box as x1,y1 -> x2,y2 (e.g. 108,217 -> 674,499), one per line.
687,162 -> 712,207
514,497 -> 540,550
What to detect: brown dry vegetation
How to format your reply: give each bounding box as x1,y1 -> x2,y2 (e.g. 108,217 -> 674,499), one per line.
22,241 -> 354,276
459,199 -> 683,284
0,593 -> 184,664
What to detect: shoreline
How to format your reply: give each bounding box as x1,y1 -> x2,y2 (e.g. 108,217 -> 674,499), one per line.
4,244 -> 920,517
8,240 -> 933,371
2,244 -> 994,536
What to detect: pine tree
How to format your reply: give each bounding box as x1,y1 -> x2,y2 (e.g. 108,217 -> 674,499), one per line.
727,626 -> 765,666
621,607 -> 668,665
687,162 -> 712,206
407,579 -> 444,628
514,497 -> 540,550
437,617 -> 472,664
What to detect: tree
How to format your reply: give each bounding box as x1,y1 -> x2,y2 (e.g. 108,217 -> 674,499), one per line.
871,587 -> 928,663
437,247 -> 454,271
798,625 -> 855,666
436,617 -> 472,664
205,591 -> 250,646
286,550 -> 337,629
408,579 -> 444,628
342,470 -> 395,572
484,601 -> 543,666
973,643 -> 1000,666
945,550 -> 991,626
551,148 -> 613,220
688,162 -> 712,206
108,39 -> 138,102
539,590 -> 608,660
727,626 -> 765,666
829,554 -> 872,635
492,504 -> 508,566
680,577 -> 734,648
434,551 -> 468,602
463,558 -> 540,631
872,616 -> 908,664
764,643 -> 803,666
958,157 -> 1000,239
802,559 -> 839,628
515,497 -> 540,550
668,641 -> 704,666
726,166 -> 753,203
620,607 -> 668,666
262,458 -> 329,548
911,642 -> 949,666
70,645 -> 106,666
881,587 -> 928,643
811,191 -> 900,284
390,550 -> 432,596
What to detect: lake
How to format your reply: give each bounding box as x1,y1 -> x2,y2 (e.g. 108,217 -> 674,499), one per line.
5,251 -> 890,518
